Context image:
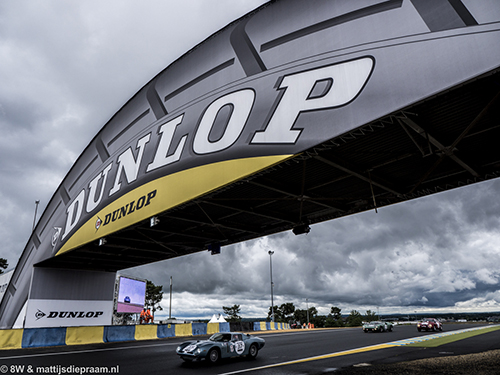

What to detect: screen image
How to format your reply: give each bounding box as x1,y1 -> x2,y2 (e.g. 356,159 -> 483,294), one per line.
116,276 -> 146,313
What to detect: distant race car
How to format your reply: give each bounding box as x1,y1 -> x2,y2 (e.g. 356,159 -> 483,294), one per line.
362,321 -> 393,333
176,332 -> 265,363
417,318 -> 443,332
123,296 -> 130,303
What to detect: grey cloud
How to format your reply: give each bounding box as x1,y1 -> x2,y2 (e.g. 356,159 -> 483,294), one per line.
2,0 -> 500,319
127,178 -> 500,317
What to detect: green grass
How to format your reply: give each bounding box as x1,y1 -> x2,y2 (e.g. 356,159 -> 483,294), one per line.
408,325 -> 500,347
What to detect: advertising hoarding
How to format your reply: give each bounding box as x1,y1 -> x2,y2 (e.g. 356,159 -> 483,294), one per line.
25,299 -> 113,328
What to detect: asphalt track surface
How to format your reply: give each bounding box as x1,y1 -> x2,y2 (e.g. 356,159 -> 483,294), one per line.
1,324 -> 499,375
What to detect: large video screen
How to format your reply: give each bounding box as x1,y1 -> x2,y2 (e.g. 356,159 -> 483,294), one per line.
116,276 -> 146,313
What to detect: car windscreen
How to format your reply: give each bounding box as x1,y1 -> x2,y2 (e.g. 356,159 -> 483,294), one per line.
209,333 -> 231,342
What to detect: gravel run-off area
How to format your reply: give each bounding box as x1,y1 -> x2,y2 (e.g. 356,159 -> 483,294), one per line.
335,349 -> 500,374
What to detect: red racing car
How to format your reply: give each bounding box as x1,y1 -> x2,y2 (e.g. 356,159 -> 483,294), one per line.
417,318 -> 443,332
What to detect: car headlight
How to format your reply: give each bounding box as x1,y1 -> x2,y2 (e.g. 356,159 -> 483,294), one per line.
176,346 -> 182,351
195,348 -> 202,354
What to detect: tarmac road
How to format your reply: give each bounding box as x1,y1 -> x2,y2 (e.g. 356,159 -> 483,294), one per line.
0,324 -> 498,375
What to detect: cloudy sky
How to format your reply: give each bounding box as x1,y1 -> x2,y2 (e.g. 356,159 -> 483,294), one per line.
1,0 -> 500,321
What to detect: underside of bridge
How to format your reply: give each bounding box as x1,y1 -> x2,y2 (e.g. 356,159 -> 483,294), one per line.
39,68 -> 500,272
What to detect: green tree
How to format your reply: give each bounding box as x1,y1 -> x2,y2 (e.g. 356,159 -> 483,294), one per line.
325,316 -> 344,327
311,314 -> 326,328
145,280 -> 163,318
0,258 -> 8,274
294,306 -> 318,326
309,306 -> 318,318
325,306 -> 344,327
267,305 -> 283,322
346,310 -> 363,327
121,313 -> 134,325
281,302 -> 296,320
330,306 -> 342,320
293,309 -> 306,324
365,309 -> 378,322
223,304 -> 242,322
267,302 -> 296,322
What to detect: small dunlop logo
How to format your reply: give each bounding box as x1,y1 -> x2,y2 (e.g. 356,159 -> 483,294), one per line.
95,216 -> 102,231
51,227 -> 62,248
35,309 -> 46,320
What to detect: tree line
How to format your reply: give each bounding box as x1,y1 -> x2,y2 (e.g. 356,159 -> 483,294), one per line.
223,303 -> 380,328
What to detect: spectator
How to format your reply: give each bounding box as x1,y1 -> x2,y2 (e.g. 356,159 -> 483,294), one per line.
140,308 -> 147,324
145,308 -> 153,324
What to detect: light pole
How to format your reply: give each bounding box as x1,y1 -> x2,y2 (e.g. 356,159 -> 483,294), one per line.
169,276 -> 173,320
32,200 -> 40,231
306,298 -> 309,328
268,250 -> 274,322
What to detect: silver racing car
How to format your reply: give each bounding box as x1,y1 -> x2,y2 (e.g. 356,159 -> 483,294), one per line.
176,332 -> 265,363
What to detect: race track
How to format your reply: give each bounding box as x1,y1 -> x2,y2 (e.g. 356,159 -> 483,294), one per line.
1,324 -> 499,375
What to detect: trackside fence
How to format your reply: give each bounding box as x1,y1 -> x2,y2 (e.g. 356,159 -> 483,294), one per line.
0,321 -> 290,349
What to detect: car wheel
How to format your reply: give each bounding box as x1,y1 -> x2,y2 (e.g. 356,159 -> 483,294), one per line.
248,344 -> 259,359
417,328 -> 421,332
388,326 -> 392,332
208,348 -> 220,364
